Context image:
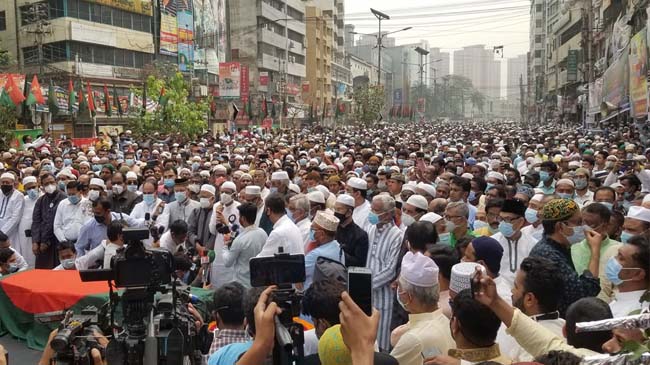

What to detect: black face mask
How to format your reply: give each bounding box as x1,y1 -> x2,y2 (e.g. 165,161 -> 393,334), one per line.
1,185 -> 12,195
94,215 -> 106,224
334,212 -> 347,222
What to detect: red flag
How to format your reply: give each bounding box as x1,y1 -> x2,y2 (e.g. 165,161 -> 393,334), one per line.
30,75 -> 45,104
262,96 -> 268,117
86,81 -> 95,112
6,74 -> 25,105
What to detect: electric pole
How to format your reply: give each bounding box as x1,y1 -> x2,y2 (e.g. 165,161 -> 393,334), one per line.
24,2 -> 51,75
519,74 -> 525,124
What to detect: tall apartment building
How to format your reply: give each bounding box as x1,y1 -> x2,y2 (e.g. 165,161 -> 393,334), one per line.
429,47 -> 450,81
507,54 -> 527,102
529,0 -> 546,107
453,44 -> 501,100
304,5 -> 333,117
229,0 -> 307,103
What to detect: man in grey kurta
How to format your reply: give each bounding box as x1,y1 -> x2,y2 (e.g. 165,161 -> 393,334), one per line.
223,203 -> 266,288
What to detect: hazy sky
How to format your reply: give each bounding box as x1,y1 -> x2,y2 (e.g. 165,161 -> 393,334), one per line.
344,0 -> 530,96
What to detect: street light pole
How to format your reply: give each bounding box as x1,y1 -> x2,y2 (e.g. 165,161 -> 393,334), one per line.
370,8 -> 389,86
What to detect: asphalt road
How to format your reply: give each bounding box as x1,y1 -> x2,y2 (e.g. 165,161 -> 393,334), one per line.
1,335 -> 42,364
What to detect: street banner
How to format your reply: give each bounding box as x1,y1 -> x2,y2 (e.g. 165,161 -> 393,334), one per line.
630,28 -> 648,118
240,65 -> 249,97
85,0 -> 152,15
10,129 -> 43,149
177,7 -> 193,72
219,62 -> 241,98
259,72 -> 269,86
603,44 -> 629,107
160,0 -> 178,56
588,78 -> 603,115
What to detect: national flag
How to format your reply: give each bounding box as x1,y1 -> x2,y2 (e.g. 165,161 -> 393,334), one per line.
26,75 -> 45,106
5,74 -> 25,106
0,88 -> 13,108
103,84 -> 111,117
87,81 -> 96,116
158,86 -> 168,107
78,83 -> 87,114
113,85 -> 122,116
141,83 -> 147,116
68,79 -> 76,113
47,81 -> 59,115
261,96 -> 268,117
247,97 -> 253,120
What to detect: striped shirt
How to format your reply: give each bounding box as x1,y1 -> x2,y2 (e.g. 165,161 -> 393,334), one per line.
365,222 -> 403,351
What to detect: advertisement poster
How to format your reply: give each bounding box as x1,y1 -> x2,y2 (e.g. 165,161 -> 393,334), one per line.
86,0 -> 152,15
259,72 -> 269,86
240,65 -> 249,97
160,0 -> 178,56
219,62 -> 241,98
177,7 -> 194,72
38,85 -> 69,113
603,45 -> 629,107
216,0 -> 227,63
629,28 -> 647,118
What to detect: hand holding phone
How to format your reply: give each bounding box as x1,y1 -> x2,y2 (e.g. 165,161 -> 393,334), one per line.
347,267 -> 373,316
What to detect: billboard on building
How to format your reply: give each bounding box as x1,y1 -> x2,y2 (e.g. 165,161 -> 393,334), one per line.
219,62 -> 241,98
603,45 -> 629,107
160,0 -> 178,56
630,28 -> 648,118
240,65 -> 249,97
177,7 -> 194,72
86,0 -> 152,16
216,0 -> 227,64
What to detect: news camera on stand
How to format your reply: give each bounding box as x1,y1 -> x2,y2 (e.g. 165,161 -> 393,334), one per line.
48,226 -> 212,365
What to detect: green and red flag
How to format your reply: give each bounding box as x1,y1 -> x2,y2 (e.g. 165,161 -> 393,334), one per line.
68,79 -> 76,113
158,86 -> 168,107
86,81 -> 96,117
47,80 -> 59,115
26,75 -> 45,106
78,82 -> 87,114
5,74 -> 25,106
261,96 -> 268,117
113,85 -> 122,116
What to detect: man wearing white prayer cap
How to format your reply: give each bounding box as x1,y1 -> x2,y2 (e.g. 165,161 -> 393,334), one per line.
208,180 -> 241,287
0,172 -> 24,251
334,194 -> 369,267
621,206 -> 650,243
307,190 -> 326,219
390,252 -> 455,363
346,177 -> 371,227
270,170 -> 291,196
402,195 -> 429,228
242,185 -> 273,234
304,210 -> 344,289
450,262 -> 486,298
14,176 -> 39,267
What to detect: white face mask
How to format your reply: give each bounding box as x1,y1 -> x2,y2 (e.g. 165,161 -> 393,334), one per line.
44,184 -> 57,194
401,214 -> 416,227
88,190 -> 100,201
189,184 -> 201,194
220,193 -> 233,205
200,197 -> 212,209
112,185 -> 124,195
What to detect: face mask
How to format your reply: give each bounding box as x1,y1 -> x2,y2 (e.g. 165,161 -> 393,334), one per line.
58,181 -> 66,191
620,230 -> 633,244
473,220 -> 489,231
485,183 -> 495,192
539,148 -> 546,154
402,214 -> 415,227
68,195 -> 80,205
438,232 -> 451,246
8,263 -> 19,273
309,229 -> 316,242
220,193 -> 233,205
27,188 -> 39,200
368,212 -> 380,225
445,220 -> 457,233
1,185 -> 12,195
377,181 -> 387,190
112,185 -> 124,195
188,184 -> 200,194
605,257 -> 639,286
192,162 -> 200,171
624,191 -> 634,201
127,184 -> 138,193
200,197 -> 212,209
498,221 -> 515,238
574,178 -> 588,190
95,215 -> 106,224
539,171 -> 551,182
368,165 -> 378,173
175,191 -> 187,203
143,193 -> 155,205
44,184 -> 57,194
468,191 -> 477,201
42,164 -> 53,172
525,208 -> 538,224
88,190 -> 100,201
600,202 -> 614,212
92,164 -> 102,172
334,211 -> 346,222
564,224 -> 586,244
63,158 -> 72,166
164,179 -> 175,189
557,192 -> 574,200
125,159 -> 134,166
397,159 -> 405,166
61,258 -> 76,270
270,187 -> 278,194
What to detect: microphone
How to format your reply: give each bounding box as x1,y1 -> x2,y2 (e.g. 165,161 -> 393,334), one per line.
201,250 -> 216,286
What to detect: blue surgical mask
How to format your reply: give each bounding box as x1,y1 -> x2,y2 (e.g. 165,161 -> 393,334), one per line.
498,221 -> 515,238
58,181 -> 66,191
574,178 -> 588,190
485,183 -> 495,192
600,202 -> 614,212
63,158 -> 72,166
620,230 -> 633,244
468,191 -> 477,201
270,187 -> 278,194
192,162 -> 200,171
164,179 -> 175,189
565,224 -> 586,244
605,257 -> 631,286
175,191 -> 187,203
473,220 -> 489,231
539,171 -> 551,182
525,208 -> 538,224
368,212 -> 380,225
445,220 -> 457,233
42,164 -> 52,172
558,193 -> 574,200
61,258 -> 76,270
397,159 -> 405,166
309,229 -> 316,241
68,195 -> 80,205
127,184 -> 138,193
27,188 -> 39,200
143,193 -> 155,205
438,232 -> 451,246
92,164 -> 102,172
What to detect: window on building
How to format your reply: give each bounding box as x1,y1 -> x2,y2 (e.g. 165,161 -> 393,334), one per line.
287,6 -> 303,21
536,4 -> 542,12
535,19 -> 542,28
534,50 -> 542,57
0,11 -> 5,31
535,35 -> 542,43
78,1 -> 90,20
48,0 -> 64,18
100,5 -> 112,24
560,19 -> 582,44
67,0 -> 78,18
90,3 -> 100,21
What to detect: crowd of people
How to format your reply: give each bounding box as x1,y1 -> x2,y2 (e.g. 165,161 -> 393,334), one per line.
1,119 -> 650,364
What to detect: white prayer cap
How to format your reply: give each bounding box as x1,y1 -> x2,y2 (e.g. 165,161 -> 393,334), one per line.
530,193 -> 544,202
420,212 -> 442,224
486,171 -> 505,182
271,171 -> 290,181
450,262 -> 486,295
568,160 -> 581,168
90,178 -> 106,189
57,168 -> 77,180
126,171 -> 138,180
417,182 -> 437,198
401,252 -> 439,287
626,206 -> 650,223
461,173 -> 474,180
402,184 -> 416,193
556,178 -> 575,188
212,165 -> 227,174
221,181 -> 237,192
200,170 -> 211,178
239,164 -> 250,172
0,172 -> 15,181
288,183 -> 300,194
308,190 -> 326,204
315,185 -> 330,200
406,195 -> 428,211
347,177 -> 367,190
313,210 -> 339,232
336,194 -> 355,207
245,185 -> 261,196
22,176 -> 37,185
611,182 -> 624,190
200,184 -> 216,195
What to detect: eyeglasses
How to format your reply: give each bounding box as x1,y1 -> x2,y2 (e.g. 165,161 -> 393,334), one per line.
444,215 -> 463,221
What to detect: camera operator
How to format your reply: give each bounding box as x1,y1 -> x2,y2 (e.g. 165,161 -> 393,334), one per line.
38,328 -> 109,365
208,282 -> 249,356
159,219 -> 190,254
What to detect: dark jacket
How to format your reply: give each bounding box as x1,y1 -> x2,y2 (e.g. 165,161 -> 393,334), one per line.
32,190 -> 67,269
109,190 -> 142,215
335,220 -> 369,267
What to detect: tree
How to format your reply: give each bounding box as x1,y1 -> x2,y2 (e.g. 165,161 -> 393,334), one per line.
0,105 -> 18,150
352,85 -> 385,125
471,89 -> 486,116
128,72 -> 209,138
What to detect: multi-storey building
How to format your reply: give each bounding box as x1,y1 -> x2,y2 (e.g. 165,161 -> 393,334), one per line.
453,44 -> 501,100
